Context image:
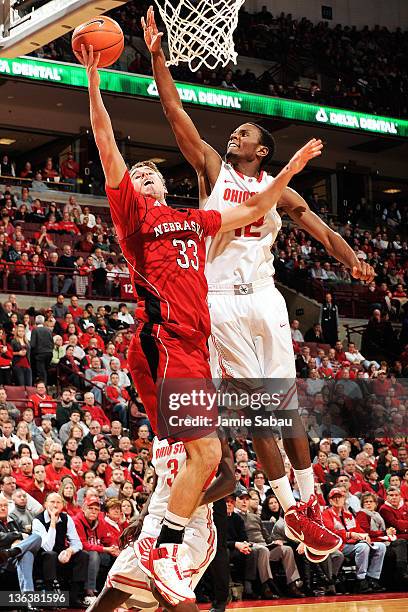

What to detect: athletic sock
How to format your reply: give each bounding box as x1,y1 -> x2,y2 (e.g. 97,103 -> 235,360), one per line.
156,510 -> 189,546
293,466 -> 315,502
269,475 -> 296,512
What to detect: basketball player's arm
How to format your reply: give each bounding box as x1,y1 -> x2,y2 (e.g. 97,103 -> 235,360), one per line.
143,7 -> 221,184
219,139 -> 323,233
278,188 -> 375,282
200,438 -> 235,505
79,44 -> 126,188
118,472 -> 158,548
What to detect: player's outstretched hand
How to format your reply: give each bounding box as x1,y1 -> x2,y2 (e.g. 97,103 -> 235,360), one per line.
75,44 -> 101,88
287,138 -> 323,175
351,261 -> 375,283
142,6 -> 163,54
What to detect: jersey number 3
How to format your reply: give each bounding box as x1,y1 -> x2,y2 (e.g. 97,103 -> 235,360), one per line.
166,458 -> 179,487
173,239 -> 199,270
234,216 -> 264,238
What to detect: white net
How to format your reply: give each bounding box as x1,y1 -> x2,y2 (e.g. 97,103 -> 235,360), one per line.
153,0 -> 246,72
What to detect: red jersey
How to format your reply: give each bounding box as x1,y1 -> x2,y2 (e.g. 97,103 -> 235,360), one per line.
105,171 -> 221,348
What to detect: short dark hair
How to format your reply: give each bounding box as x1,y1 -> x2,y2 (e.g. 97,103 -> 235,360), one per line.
247,123 -> 275,168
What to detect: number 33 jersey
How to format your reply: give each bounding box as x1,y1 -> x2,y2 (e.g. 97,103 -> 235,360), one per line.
203,162 -> 282,286
106,171 -> 221,346
147,437 -> 210,525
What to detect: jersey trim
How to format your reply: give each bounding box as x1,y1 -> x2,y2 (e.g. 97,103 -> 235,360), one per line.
233,167 -> 264,183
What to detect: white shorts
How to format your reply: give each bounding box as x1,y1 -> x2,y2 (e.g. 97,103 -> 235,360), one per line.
107,512 -> 216,609
208,279 -> 296,379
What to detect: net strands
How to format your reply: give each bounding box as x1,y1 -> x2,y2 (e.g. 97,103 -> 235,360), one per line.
154,0 -> 246,72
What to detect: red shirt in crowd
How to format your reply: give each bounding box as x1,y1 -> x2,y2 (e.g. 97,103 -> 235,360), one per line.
45,464 -> 71,490
27,482 -> 54,506
29,393 -> 57,416
68,305 -> 84,319
379,501 -> 408,540
74,510 -> 113,552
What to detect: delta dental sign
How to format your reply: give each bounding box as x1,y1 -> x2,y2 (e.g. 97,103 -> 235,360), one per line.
1,56 -> 407,138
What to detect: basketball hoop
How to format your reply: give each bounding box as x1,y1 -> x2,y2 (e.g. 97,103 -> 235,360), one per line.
153,0 -> 246,72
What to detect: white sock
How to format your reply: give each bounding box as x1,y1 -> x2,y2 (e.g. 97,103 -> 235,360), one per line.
269,476 -> 296,512
293,466 -> 315,502
163,510 -> 190,530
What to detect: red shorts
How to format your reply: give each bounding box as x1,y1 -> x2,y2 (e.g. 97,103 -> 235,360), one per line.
128,323 -> 217,441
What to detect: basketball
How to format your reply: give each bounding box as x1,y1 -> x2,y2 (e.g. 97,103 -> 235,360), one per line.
71,16 -> 124,68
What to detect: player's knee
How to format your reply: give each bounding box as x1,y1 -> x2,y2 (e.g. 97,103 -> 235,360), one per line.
186,437 -> 221,474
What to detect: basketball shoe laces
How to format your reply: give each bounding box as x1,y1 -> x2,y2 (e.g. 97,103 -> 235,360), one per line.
286,494 -> 341,554
299,495 -> 341,548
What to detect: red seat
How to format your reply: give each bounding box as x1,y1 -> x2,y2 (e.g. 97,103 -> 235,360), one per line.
4,385 -> 27,401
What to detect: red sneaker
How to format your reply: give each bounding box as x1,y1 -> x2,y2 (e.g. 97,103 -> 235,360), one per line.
306,494 -> 324,525
304,548 -> 329,563
285,498 -> 342,555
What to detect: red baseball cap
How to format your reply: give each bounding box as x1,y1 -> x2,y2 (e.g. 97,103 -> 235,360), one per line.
328,487 -> 345,499
84,496 -> 100,507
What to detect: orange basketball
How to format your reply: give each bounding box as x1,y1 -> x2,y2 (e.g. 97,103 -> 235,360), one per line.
72,16 -> 124,68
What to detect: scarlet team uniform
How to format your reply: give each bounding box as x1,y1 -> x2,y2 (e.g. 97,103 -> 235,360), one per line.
106,437 -> 216,608
106,171 -> 221,438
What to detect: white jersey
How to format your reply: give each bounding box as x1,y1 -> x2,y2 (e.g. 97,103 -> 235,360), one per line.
147,437 -> 209,525
203,161 -> 282,286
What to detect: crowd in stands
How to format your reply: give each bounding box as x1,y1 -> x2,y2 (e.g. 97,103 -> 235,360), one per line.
31,3 -> 408,118
0,154 -> 80,191
0,275 -> 406,602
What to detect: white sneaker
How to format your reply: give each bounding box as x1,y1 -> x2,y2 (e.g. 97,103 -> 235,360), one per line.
148,543 -> 196,606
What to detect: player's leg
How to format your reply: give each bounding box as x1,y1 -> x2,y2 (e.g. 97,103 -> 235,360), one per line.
154,434 -> 220,548
251,286 -> 340,555
86,585 -> 129,612
130,330 -> 221,603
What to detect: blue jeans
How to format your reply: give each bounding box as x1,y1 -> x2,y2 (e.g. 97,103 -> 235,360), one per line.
343,541 -> 386,580
10,533 -> 41,591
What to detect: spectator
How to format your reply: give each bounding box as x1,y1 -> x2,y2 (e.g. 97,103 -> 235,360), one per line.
323,487 -> 386,593
14,422 -> 38,460
304,323 -> 326,343
0,387 -> 19,422
33,417 -> 59,455
226,492 -> 277,599
28,464 -> 53,506
30,315 -> 54,384
320,293 -> 339,346
32,492 -> 88,606
28,381 -> 55,417
58,478 -> 78,517
11,323 -> 31,386
60,152 -> 80,188
82,392 -> 110,430
0,474 -> 42,515
235,491 -> 304,597
290,319 -> 304,343
45,451 -> 71,490
105,372 -> 129,427
133,424 -> 152,456
58,245 -> 77,295
0,496 -> 41,593
74,495 -> 118,601
379,487 -> 408,542
118,303 -> 134,326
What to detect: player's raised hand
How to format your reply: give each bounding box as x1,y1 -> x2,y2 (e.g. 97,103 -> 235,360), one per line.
351,260 -> 375,283
142,6 -> 163,54
287,138 -> 323,175
75,44 -> 101,88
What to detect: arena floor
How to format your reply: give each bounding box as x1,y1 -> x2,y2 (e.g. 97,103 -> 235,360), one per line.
201,594 -> 408,612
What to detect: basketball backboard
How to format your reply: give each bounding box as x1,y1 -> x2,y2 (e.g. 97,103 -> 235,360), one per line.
0,0 -> 128,58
